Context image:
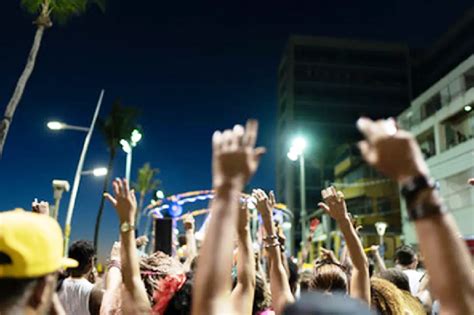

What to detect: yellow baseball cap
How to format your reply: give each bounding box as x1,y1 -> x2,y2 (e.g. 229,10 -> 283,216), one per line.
0,209 -> 78,278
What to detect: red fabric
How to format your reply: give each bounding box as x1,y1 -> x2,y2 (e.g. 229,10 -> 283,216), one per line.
152,273 -> 187,315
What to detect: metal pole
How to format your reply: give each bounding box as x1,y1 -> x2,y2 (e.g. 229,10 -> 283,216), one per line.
63,90 -> 104,256
300,154 -> 306,248
125,146 -> 132,182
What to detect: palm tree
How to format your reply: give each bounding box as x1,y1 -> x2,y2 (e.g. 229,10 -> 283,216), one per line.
133,163 -> 160,233
0,0 -> 105,157
93,100 -> 139,251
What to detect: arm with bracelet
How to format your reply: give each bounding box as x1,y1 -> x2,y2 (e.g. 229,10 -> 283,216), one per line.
254,189 -> 295,315
357,117 -> 474,315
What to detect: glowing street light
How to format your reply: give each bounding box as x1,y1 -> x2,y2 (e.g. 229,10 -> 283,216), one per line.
47,121 -> 65,130
155,190 -> 165,199
287,136 -> 308,253
121,129 -> 143,182
47,121 -> 89,132
464,105 -> 472,112
80,167 -> 108,177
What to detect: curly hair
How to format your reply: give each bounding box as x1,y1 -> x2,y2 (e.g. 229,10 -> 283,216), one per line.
139,251 -> 185,305
370,278 -> 404,315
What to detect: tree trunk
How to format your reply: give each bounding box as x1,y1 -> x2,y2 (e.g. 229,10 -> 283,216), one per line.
136,191 -> 145,234
0,25 -> 45,158
93,150 -> 115,252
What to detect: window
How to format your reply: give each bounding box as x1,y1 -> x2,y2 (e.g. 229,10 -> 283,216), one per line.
416,128 -> 436,159
441,109 -> 474,151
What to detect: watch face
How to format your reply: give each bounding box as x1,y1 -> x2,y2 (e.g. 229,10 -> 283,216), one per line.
121,222 -> 130,232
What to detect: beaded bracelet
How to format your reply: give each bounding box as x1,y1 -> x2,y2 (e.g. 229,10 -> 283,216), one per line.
264,241 -> 281,249
263,234 -> 278,242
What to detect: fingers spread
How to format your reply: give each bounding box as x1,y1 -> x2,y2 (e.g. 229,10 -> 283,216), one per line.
232,124 -> 244,149
113,180 -> 120,197
318,202 -> 330,213
104,193 -> 117,206
358,141 -> 378,165
212,131 -> 223,154
243,119 -> 258,148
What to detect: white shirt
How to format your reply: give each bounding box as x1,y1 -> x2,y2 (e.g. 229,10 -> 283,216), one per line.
59,277 -> 94,315
402,269 -> 424,295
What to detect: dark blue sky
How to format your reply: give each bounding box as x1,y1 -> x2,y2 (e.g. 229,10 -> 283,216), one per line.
0,0 -> 472,260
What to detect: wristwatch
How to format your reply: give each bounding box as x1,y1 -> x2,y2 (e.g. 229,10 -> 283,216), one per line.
120,221 -> 135,233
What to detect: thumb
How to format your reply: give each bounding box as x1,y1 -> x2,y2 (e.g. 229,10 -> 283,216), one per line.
104,193 -> 117,207
318,202 -> 330,214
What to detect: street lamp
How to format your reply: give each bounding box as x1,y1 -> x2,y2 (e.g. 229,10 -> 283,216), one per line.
288,136 -> 307,253
47,121 -> 90,132
81,167 -> 108,177
121,129 -> 142,182
48,90 -> 105,256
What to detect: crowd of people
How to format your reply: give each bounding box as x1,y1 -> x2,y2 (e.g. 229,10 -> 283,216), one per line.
1,117 -> 473,315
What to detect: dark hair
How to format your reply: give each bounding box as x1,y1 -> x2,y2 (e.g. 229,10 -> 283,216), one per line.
378,268 -> 411,292
394,245 -> 416,266
0,277 -> 39,309
164,271 -> 194,315
287,257 -> 299,295
68,240 -> 95,277
310,261 -> 348,293
299,270 -> 313,293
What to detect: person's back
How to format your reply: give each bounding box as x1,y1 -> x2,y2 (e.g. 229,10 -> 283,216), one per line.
394,245 -> 423,295
58,240 -> 102,315
402,268 -> 423,295
59,277 -> 95,315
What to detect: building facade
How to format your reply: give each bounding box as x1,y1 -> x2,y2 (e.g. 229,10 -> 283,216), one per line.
398,55 -> 474,244
276,36 -> 411,251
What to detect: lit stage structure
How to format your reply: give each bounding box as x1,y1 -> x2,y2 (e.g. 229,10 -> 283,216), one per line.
142,189 -> 293,252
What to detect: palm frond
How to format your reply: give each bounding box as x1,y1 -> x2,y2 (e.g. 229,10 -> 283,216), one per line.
21,0 -> 106,24
20,0 -> 43,15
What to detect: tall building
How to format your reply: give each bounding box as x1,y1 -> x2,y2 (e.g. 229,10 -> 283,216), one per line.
412,8 -> 474,97
398,55 -> 474,244
276,36 -> 412,250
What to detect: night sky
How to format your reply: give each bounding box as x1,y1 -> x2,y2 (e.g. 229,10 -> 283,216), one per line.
0,0 -> 472,260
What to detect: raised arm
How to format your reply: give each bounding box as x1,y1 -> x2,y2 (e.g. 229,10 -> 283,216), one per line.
192,120 -> 265,315
182,214 -> 197,272
231,202 -> 256,315
357,117 -> 474,315
254,189 -> 295,315
104,178 -> 151,313
369,245 -> 387,274
319,187 -> 370,305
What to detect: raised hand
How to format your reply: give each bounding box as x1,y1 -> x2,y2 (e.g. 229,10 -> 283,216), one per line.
357,117 -> 429,183
252,189 -> 276,219
318,186 -> 349,222
320,247 -> 340,264
104,178 -> 137,223
32,200 -> 50,215
212,120 -> 266,188
237,200 -> 250,234
183,214 -> 195,231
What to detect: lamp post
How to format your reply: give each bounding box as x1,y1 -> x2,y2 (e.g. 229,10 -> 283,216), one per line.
375,221 -> 388,258
48,89 -> 104,256
287,136 -> 307,253
120,129 -> 142,182
52,180 -> 70,220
